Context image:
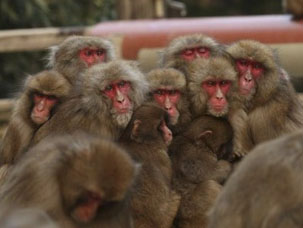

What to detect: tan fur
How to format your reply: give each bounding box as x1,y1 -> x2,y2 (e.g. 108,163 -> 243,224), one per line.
169,115 -> 232,228
0,132 -> 137,228
187,56 -> 238,118
0,70 -> 71,164
283,0 -> 303,19
47,35 -> 116,84
32,60 -> 149,145
120,103 -> 180,228
146,68 -> 192,134
227,40 -> 303,157
160,34 -> 225,78
209,129 -> 303,228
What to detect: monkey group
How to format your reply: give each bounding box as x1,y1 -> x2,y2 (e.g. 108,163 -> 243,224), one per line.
0,33 -> 302,227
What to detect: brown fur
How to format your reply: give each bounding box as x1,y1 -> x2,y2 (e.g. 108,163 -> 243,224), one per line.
47,35 -> 116,84
209,129 -> 303,228
0,132 -> 137,228
283,0 -> 303,19
187,56 -> 238,118
119,103 -> 180,228
227,40 -> 303,157
32,60 -> 148,145
146,68 -> 192,134
160,34 -> 225,79
0,70 -> 71,164
169,115 -> 232,228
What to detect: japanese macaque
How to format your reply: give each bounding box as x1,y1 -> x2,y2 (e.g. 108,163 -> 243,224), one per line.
47,35 -> 116,84
208,129 -> 303,228
32,60 -> 148,145
169,115 -> 232,228
0,70 -> 71,165
283,0 -> 303,20
227,40 -> 303,157
187,56 -> 238,118
119,103 -> 181,228
0,133 -> 138,228
160,34 -> 225,80
146,68 -> 191,134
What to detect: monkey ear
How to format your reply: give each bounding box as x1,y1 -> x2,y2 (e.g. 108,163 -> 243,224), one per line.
195,130 -> 213,144
131,119 -> 142,139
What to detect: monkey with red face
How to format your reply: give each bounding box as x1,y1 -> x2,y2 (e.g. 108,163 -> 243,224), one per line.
146,68 -> 191,134
187,56 -> 238,119
32,60 -> 148,144
160,34 -> 226,81
47,35 -> 116,84
227,40 -> 303,157
0,71 -> 71,165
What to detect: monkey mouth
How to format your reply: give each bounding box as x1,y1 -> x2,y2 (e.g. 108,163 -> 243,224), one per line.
239,88 -> 251,95
117,108 -> 130,114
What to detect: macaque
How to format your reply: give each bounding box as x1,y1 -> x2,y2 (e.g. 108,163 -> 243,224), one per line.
208,129 -> 303,228
146,68 -> 191,134
160,34 -> 225,80
283,0 -> 303,20
119,103 -> 180,228
47,35 -> 116,84
187,56 -> 238,118
0,70 -> 71,164
169,115 -> 232,228
0,132 -> 138,228
227,40 -> 303,157
32,60 -> 148,145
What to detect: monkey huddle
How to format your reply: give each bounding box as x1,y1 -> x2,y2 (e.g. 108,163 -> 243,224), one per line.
0,33 -> 302,227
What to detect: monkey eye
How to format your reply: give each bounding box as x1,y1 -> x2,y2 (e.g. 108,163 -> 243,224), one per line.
105,85 -> 113,91
47,95 -> 57,101
168,90 -> 178,95
219,80 -> 230,86
197,47 -> 208,54
253,62 -> 263,69
183,49 -> 194,56
96,49 -> 105,56
84,49 -> 93,56
205,80 -> 216,87
238,59 -> 248,66
154,90 -> 164,95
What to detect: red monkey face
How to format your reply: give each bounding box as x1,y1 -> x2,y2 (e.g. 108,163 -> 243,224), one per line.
31,93 -> 58,125
79,48 -> 106,67
202,79 -> 231,117
236,59 -> 264,96
153,89 -> 181,125
180,46 -> 210,61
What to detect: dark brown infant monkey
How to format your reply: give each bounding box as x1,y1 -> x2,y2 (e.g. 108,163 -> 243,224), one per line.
0,132 -> 138,228
47,35 -> 116,84
227,40 -> 303,157
169,115 -> 232,228
0,70 -> 71,165
160,34 -> 226,81
146,68 -> 192,135
32,60 -> 148,145
208,129 -> 303,228
119,103 -> 180,228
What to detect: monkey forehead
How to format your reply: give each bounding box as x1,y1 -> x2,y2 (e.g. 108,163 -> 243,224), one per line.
227,40 -> 278,70
47,36 -> 116,67
147,68 -> 186,91
25,70 -> 71,97
189,57 -> 237,83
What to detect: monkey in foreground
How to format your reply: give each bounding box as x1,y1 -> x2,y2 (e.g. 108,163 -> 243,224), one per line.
119,103 -> 180,228
146,68 -> 191,134
0,70 -> 71,164
169,115 -> 232,228
208,129 -> 303,228
32,60 -> 148,144
283,0 -> 303,20
227,40 -> 303,157
187,56 -> 238,118
160,34 -> 225,80
0,132 -> 138,228
47,35 -> 116,84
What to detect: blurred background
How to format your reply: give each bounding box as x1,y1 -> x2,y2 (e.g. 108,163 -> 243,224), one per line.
0,0 -> 284,98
